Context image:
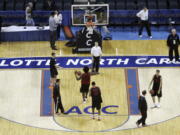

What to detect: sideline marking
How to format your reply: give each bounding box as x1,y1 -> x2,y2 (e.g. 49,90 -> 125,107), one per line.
125,69 -> 140,115
40,70 -> 53,116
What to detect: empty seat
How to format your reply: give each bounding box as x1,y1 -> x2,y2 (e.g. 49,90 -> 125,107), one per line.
148,0 -> 157,9
158,1 -> 168,9
137,2 -> 147,9
126,2 -> 136,10
73,0 -> 87,3
73,0 -> 88,4
96,0 -> 107,3
25,0 -> 32,3
169,0 -> 179,9
157,0 -> 167,2
15,0 -> 25,10
137,0 -> 147,9
148,2 -> 157,9
63,0 -> 72,10
149,10 -> 159,24
126,0 -> 136,2
54,0 -> 63,10
63,3 -> 71,10
158,10 -> 169,24
178,0 -> 180,8
109,2 -> 116,10
35,0 -> 44,10
116,1 -> 126,10
5,0 -> 15,10
0,0 -> 4,10
106,0 -> 116,10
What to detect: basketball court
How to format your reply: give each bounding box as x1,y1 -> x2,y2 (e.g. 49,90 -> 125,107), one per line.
0,39 -> 180,135
0,0 -> 180,134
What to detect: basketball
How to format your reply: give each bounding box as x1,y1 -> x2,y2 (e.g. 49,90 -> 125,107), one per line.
75,71 -> 82,76
149,90 -> 154,95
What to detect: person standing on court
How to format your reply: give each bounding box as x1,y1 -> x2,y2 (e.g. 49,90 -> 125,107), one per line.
50,52 -> 59,87
53,79 -> 66,114
54,10 -> 62,39
167,28 -> 180,62
91,42 -> 102,74
49,11 -> 58,50
89,81 -> 103,121
136,7 -> 152,39
136,90 -> 147,127
75,66 -> 91,103
149,70 -> 162,108
25,2 -> 35,26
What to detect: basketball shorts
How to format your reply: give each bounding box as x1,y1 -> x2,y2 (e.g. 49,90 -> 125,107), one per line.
151,87 -> 162,97
50,69 -> 58,78
92,102 -> 101,110
80,84 -> 90,93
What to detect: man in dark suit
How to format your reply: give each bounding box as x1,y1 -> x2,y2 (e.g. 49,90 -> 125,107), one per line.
167,28 -> 180,62
53,79 -> 66,114
136,90 -> 147,127
50,52 -> 58,87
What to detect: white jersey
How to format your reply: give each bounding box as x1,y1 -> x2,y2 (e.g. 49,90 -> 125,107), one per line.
54,13 -> 62,25
136,10 -> 149,21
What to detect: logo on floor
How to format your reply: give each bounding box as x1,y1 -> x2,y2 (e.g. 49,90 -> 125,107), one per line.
0,56 -> 180,69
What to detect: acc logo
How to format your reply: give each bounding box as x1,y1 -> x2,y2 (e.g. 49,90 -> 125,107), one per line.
65,105 -> 119,114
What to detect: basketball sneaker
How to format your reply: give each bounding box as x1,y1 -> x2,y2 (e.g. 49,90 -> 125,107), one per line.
136,122 -> 140,128
157,103 -> 161,108
151,103 -> 157,108
98,116 -> 101,121
83,100 -> 86,104
142,124 -> 147,127
91,115 -> 95,120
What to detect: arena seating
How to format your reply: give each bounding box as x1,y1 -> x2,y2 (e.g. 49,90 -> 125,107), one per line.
0,0 -> 179,11
0,1 -> 4,10
116,0 -> 126,10
148,0 -> 157,9
0,0 -> 179,26
35,0 -> 44,10
15,0 -> 25,10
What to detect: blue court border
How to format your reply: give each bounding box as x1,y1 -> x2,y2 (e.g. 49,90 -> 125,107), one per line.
40,70 -> 53,116
125,69 -> 140,115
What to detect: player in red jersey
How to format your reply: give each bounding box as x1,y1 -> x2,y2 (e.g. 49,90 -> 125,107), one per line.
75,66 -> 91,103
89,81 -> 103,121
149,70 -> 162,108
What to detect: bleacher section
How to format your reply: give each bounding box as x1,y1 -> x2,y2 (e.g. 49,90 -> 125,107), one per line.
0,9 -> 180,26
0,0 -> 179,10
0,0 -> 179,26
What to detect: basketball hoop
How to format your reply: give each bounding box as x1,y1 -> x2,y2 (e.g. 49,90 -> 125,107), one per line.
71,4 -> 109,26
86,15 -> 95,27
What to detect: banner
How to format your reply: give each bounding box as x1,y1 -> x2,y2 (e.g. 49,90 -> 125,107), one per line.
0,56 -> 180,69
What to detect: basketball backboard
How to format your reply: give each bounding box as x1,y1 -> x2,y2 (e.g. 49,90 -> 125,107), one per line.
71,4 -> 109,26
